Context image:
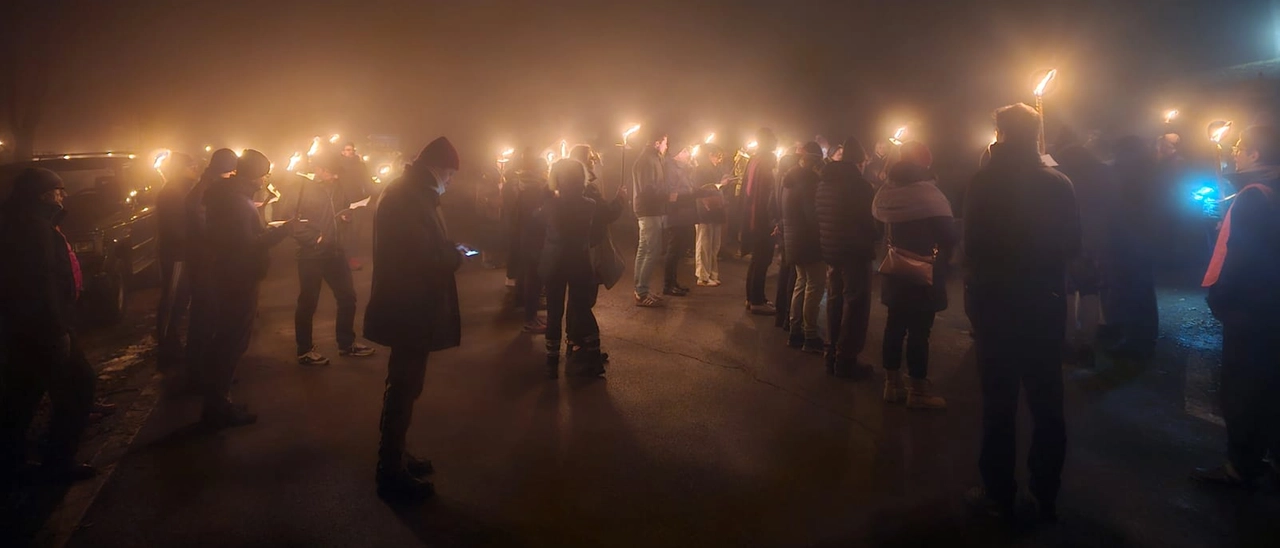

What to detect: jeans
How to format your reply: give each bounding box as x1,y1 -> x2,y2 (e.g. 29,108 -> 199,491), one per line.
776,259 -> 797,327
883,301 -> 936,379
745,231 -> 775,305
972,291 -> 1067,509
544,278 -> 601,353
296,252 -> 358,354
695,223 -> 722,283
634,216 -> 664,296
827,262 -> 873,362
1,335 -> 94,469
378,345 -> 428,472
789,262 -> 827,339
156,258 -> 191,370
664,224 -> 695,290
1220,322 -> 1280,480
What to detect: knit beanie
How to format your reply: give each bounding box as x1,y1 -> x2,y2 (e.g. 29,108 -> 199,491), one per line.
207,148 -> 239,175
237,149 -> 272,179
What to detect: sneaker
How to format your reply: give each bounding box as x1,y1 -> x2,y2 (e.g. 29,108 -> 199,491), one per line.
635,293 -> 664,307
749,302 -> 776,316
339,343 -> 377,358
787,331 -> 805,349
662,286 -> 689,297
906,378 -> 947,410
801,338 -> 825,355
522,321 -> 547,334
298,348 -> 331,366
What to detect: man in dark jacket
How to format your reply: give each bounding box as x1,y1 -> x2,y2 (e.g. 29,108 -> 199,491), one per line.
781,142 -> 826,353
280,158 -> 376,365
364,137 -> 462,503
511,152 -> 552,332
155,152 -> 200,371
184,149 -> 238,392
1193,126 -> 1280,490
631,130 -> 668,306
773,145 -> 802,328
662,146 -> 697,297
817,137 -> 878,377
0,168 -> 97,483
338,142 -> 372,271
202,150 -> 298,428
1054,145 -> 1113,366
743,128 -> 780,315
964,103 -> 1079,521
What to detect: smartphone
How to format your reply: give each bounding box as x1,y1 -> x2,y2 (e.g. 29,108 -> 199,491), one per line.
456,243 -> 480,257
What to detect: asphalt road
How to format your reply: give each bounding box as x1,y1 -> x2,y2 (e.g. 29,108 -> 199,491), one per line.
63,241 -> 1280,547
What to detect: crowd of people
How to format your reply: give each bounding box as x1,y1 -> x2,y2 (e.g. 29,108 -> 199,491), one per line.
3,100 -> 1279,517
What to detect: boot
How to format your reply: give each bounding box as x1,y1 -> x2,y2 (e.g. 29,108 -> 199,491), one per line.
883,370 -> 907,403
906,378 -> 946,410
376,466 -> 435,504
545,340 -> 561,379
404,452 -> 434,477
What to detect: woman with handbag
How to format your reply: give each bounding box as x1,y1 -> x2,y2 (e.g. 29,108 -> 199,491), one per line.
872,142 -> 957,410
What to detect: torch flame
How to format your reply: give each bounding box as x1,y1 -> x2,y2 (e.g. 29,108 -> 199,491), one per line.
560,140 -> 568,159
774,147 -> 787,159
1211,121 -> 1233,144
152,149 -> 170,171
704,133 -> 715,144
691,145 -> 701,158
1164,110 -> 1179,124
545,152 -> 556,165
623,124 -> 641,140
1034,69 -> 1057,97
329,134 -> 341,144
204,145 -> 212,152
502,148 -> 515,157
307,136 -> 321,157
286,152 -> 302,172
746,140 -> 758,150
889,126 -> 908,146
378,165 -> 392,176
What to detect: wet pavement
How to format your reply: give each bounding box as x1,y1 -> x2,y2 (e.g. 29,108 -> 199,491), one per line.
33,240 -> 1280,547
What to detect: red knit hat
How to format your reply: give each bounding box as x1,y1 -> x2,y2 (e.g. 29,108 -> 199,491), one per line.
414,137 -> 460,170
900,141 -> 933,169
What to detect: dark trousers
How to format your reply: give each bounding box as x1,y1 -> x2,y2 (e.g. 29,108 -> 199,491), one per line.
156,258 -> 191,369
775,260 -> 796,328
1220,322 -> 1280,480
973,292 -> 1067,509
745,232 -> 775,305
518,258 -> 543,323
545,277 -> 600,352
883,301 -> 936,379
663,225 -> 695,290
1,335 -> 94,469
378,346 -> 428,471
295,252 -> 358,354
203,283 -> 258,408
827,262 -> 873,362
1104,260 -> 1158,351
185,265 -> 218,385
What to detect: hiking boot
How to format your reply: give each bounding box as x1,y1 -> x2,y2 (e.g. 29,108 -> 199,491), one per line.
376,469 -> 435,504
802,338 -> 825,354
906,378 -> 947,410
339,343 -> 377,358
298,348 -> 331,366
201,401 -> 258,429
787,330 -> 804,349
883,370 -> 908,403
405,453 -> 434,477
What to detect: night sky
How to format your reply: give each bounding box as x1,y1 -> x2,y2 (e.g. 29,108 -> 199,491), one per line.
1,0 -> 1275,168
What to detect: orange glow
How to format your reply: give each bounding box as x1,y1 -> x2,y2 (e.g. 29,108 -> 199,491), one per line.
1034,69 -> 1057,97
286,152 -> 303,172
1164,110 -> 1179,123
1210,121 -> 1233,144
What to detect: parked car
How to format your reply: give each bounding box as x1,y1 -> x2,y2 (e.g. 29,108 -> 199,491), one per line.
0,153 -> 161,324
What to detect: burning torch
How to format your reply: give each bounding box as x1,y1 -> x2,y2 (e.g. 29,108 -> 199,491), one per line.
1033,69 -> 1057,155
1164,110 -> 1179,124
1208,120 -> 1233,180
307,136 -> 321,157
880,126 -> 908,181
497,147 -> 514,172
618,123 -> 641,195
286,152 -> 303,172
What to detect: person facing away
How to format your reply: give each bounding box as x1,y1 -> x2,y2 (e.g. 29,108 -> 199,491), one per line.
201,150 -> 300,429
693,144 -> 731,287
363,136 -> 462,504
963,103 -> 1080,523
0,168 -> 98,484
631,129 -> 668,307
662,145 -> 698,297
872,141 -> 956,410
743,128 -> 780,315
1053,145 -> 1114,367
817,137 -> 878,379
1103,136 -> 1160,359
772,144 -> 803,330
571,144 -> 627,361
780,141 -> 827,354
511,149 -> 553,332
1192,125 -> 1280,490
155,152 -> 201,372
539,159 -> 608,378
183,149 -> 238,389
280,156 -> 376,366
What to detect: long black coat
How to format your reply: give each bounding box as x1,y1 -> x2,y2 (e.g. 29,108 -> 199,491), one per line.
363,171 -> 461,351
780,164 -> 823,265
0,200 -> 77,342
816,160 -> 878,265
156,175 -> 196,262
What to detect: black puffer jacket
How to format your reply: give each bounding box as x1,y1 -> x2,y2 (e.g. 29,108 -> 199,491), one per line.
817,160 -> 878,265
780,163 -> 822,265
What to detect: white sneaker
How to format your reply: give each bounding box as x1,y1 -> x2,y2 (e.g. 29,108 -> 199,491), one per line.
297,349 -> 330,366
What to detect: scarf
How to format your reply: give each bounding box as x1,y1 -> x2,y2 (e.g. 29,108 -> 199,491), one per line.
872,179 -> 953,223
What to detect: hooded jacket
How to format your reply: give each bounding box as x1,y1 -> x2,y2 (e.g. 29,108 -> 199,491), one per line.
1205,166 -> 1280,324
780,161 -> 823,265
0,194 -> 78,342
203,175 -> 290,289
817,160 -> 878,264
631,146 -> 667,217
964,142 -> 1080,300
363,167 -> 462,350
873,162 -> 957,310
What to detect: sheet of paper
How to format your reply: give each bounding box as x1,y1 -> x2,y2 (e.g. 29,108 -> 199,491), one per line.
349,197 -> 371,209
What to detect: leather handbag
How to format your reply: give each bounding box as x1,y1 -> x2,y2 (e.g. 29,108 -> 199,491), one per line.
877,224 -> 936,286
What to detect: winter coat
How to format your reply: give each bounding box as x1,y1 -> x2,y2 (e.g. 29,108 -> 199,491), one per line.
1206,167 -> 1280,325
817,160 -> 878,265
184,172 -> 222,269
1053,146 -> 1113,258
513,170 -> 553,264
585,183 -> 625,248
156,175 -> 196,262
538,192 -> 597,284
664,158 -> 699,228
780,163 -> 823,265
693,162 -> 728,225
631,147 -> 667,217
337,155 -> 372,204
363,170 -> 462,351
0,199 -> 78,343
963,142 -> 1080,301
277,175 -> 348,259
873,163 -> 957,311
741,153 -> 779,238
203,176 -> 291,290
